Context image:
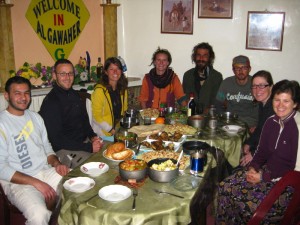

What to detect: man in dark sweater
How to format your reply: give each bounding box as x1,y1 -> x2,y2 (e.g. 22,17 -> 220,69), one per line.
183,42 -> 223,113
40,59 -> 103,168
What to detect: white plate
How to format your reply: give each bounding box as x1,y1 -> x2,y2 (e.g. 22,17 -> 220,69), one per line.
141,139 -> 181,152
80,162 -> 109,177
98,185 -> 132,203
103,149 -> 135,162
222,125 -> 243,135
63,177 -> 95,193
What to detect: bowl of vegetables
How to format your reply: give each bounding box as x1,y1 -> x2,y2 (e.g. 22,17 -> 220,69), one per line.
147,158 -> 179,183
114,130 -> 138,148
165,112 -> 188,125
119,159 -> 147,181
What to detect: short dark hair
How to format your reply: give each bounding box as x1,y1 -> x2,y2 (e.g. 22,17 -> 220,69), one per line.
150,47 -> 172,66
271,79 -> 300,110
53,59 -> 74,73
101,57 -> 128,94
191,42 -> 215,66
5,76 -> 31,93
252,70 -> 274,86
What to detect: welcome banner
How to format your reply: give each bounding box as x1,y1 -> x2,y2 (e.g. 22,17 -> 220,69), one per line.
26,0 -> 90,60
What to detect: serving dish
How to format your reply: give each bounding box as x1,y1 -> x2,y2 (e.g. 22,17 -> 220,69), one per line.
147,158 -> 179,183
222,125 -> 243,135
114,130 -> 138,148
182,141 -> 210,155
119,159 -> 147,181
103,149 -> 135,162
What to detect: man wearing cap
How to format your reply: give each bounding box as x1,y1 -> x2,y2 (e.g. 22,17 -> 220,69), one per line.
215,55 -> 258,129
183,42 -> 223,113
40,59 -> 103,168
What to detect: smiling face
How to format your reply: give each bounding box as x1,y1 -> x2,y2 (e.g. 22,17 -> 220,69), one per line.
105,63 -> 122,84
154,53 -> 170,75
273,92 -> 297,120
195,48 -> 210,71
233,63 -> 251,85
4,83 -> 31,116
53,63 -> 74,90
252,77 -> 272,104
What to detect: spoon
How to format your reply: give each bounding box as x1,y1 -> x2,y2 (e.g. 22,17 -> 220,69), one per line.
176,150 -> 184,167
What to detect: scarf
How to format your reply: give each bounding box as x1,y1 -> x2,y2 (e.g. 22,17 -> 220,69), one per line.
194,66 -> 209,94
149,68 -> 174,89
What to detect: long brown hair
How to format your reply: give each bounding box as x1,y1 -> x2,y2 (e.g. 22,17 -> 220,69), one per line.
100,57 -> 128,94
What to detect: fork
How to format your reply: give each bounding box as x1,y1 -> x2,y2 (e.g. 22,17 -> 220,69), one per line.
132,189 -> 138,210
154,189 -> 184,198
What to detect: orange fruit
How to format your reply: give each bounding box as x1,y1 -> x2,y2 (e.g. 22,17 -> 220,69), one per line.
155,117 -> 165,124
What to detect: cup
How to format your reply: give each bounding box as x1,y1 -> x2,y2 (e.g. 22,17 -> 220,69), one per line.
144,116 -> 151,125
190,150 -> 204,175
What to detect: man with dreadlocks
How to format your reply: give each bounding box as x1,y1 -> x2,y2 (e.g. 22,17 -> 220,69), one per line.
139,47 -> 187,109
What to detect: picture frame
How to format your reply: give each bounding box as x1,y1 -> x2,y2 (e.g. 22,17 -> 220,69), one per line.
161,0 -> 194,34
198,0 -> 233,19
246,11 -> 285,51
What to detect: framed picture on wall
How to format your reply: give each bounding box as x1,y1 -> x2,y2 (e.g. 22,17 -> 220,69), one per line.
161,0 -> 194,34
246,11 -> 285,51
198,0 -> 233,19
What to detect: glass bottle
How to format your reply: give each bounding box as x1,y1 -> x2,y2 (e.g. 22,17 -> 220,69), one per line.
187,93 -> 196,116
96,57 -> 103,79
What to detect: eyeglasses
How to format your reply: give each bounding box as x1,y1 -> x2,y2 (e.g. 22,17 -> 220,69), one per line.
56,72 -> 74,77
251,84 -> 269,89
233,66 -> 249,72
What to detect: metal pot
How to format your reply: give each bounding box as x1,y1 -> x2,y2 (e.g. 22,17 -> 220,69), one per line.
219,111 -> 238,123
187,115 -> 207,129
119,159 -> 147,181
125,109 -> 139,118
120,117 -> 139,129
147,158 -> 178,183
182,141 -> 210,155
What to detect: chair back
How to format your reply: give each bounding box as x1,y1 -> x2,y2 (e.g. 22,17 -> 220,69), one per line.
77,90 -> 92,125
247,170 -> 300,225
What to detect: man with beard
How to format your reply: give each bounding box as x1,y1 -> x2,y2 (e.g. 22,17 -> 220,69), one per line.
215,55 -> 258,129
183,42 -> 223,113
0,76 -> 69,225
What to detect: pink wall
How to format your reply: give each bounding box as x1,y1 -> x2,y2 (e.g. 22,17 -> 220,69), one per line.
11,0 -> 104,69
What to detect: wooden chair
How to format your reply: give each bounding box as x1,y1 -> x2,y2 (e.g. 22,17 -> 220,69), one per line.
247,170 -> 300,225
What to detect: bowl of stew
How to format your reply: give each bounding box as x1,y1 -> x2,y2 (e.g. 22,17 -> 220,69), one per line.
119,159 -> 147,181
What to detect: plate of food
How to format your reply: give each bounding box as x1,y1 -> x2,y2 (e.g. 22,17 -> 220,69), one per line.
140,139 -> 179,152
147,131 -> 186,144
139,108 -> 159,120
162,124 -> 197,136
222,125 -> 244,135
80,162 -> 109,177
63,177 -> 95,193
98,185 -> 132,203
103,142 -> 135,162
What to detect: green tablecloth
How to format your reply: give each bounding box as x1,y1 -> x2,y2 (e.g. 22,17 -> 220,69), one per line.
189,119 -> 249,168
58,146 -> 212,225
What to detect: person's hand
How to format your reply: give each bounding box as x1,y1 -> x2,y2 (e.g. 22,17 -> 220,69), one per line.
242,144 -> 250,155
55,164 -> 69,176
249,126 -> 256,134
110,129 -> 116,135
246,168 -> 261,184
33,180 -> 57,209
240,152 -> 253,166
92,138 -> 103,152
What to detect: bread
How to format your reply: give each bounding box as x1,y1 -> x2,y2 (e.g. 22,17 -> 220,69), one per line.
106,142 -> 125,158
112,149 -> 133,160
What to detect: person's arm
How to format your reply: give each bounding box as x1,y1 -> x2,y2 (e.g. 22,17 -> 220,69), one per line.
138,76 -> 149,109
214,81 -> 227,113
47,154 -> 69,176
173,74 -> 187,106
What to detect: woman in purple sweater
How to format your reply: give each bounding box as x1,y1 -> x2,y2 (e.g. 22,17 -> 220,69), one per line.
216,80 -> 300,225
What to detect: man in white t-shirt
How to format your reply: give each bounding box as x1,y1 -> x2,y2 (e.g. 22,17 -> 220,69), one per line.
0,76 -> 69,225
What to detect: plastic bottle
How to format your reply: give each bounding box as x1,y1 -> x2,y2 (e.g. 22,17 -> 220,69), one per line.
187,93 -> 196,116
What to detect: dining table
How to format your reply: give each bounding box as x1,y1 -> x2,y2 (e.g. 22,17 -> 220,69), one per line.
58,141 -> 213,225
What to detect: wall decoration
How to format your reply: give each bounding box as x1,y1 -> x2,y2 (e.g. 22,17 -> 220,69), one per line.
25,0 -> 90,60
246,11 -> 285,51
161,0 -> 194,34
198,0 -> 233,18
